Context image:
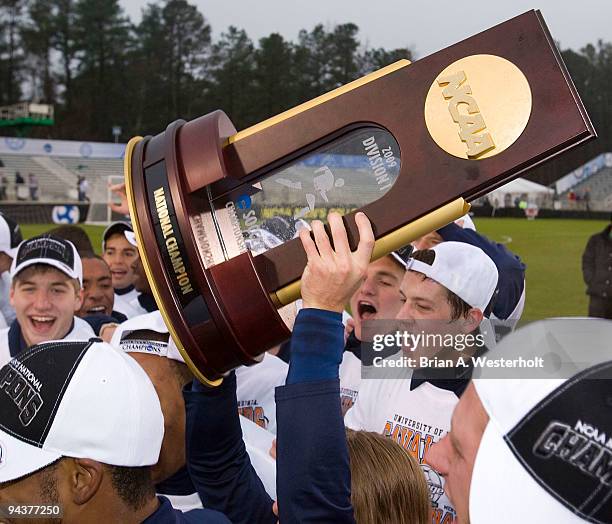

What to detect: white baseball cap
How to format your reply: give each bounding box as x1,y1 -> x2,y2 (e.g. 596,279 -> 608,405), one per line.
389,245 -> 414,269
0,339 -> 164,482
470,318 -> 612,523
10,235 -> 83,285
471,365 -> 612,522
406,241 -> 498,312
125,230 -> 138,247
112,311 -> 184,363
455,213 -> 476,230
0,213 -> 22,259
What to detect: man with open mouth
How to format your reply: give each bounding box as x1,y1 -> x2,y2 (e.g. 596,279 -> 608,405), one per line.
0,234 -> 94,365
76,252 -> 128,338
339,248 -> 412,414
102,221 -> 141,318
344,242 -> 499,524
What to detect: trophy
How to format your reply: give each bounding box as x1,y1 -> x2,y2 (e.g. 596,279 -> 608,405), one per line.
125,10 -> 595,385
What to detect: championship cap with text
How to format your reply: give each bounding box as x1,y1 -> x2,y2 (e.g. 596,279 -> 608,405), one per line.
10,235 -> 82,285
0,339 -> 164,482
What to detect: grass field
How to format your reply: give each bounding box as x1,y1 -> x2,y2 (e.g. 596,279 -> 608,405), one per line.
21,218 -> 610,319
474,218 -> 608,319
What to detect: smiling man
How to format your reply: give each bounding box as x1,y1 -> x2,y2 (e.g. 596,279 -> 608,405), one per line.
76,253 -> 128,338
0,235 -> 94,364
79,254 -> 115,317
344,241 -> 498,523
102,221 -> 141,318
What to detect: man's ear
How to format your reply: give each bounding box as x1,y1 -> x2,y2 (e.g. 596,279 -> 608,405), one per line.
74,285 -> 84,312
463,308 -> 484,334
64,458 -> 104,505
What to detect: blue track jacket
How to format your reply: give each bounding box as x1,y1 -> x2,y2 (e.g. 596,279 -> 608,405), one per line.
184,308 -> 355,523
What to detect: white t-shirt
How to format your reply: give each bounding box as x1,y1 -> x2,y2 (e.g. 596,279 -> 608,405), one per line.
344,368 -> 459,523
0,271 -> 14,326
0,317 -> 95,366
128,296 -> 150,318
339,351 -> 362,415
235,353 -> 288,435
113,288 -> 141,319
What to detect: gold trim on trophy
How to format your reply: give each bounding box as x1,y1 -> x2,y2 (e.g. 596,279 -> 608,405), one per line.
271,197 -> 471,307
229,59 -> 411,144
424,54 -> 532,160
124,136 -> 223,387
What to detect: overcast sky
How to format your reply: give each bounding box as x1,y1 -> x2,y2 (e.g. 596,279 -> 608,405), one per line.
121,0 -> 611,57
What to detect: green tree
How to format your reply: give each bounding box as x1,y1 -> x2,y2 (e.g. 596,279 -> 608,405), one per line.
327,23 -> 360,87
293,24 -> 333,102
252,33 -> 293,120
359,46 -> 412,74
52,0 -> 77,112
161,0 -> 211,118
69,0 -> 133,139
0,0 -> 25,104
21,0 -> 56,102
131,0 -> 211,133
208,26 -> 255,129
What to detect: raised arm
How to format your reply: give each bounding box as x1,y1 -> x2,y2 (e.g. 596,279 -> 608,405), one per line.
184,371 -> 276,524
276,212 -> 374,524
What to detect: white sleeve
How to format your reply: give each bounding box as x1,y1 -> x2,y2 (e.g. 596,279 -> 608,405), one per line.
0,329 -> 11,367
236,353 -> 288,434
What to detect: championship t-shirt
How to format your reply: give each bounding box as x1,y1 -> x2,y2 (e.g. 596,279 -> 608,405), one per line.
345,368 -> 460,524
236,353 -> 288,434
339,351 -> 361,415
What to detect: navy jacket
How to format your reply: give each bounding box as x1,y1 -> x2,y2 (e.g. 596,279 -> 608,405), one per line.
83,310 -> 128,336
277,309 -> 355,523
185,373 -> 275,524
142,496 -> 229,523
185,308 -> 355,524
438,223 -> 526,319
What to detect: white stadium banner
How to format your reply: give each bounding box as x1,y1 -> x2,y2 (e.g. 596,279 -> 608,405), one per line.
555,152 -> 612,194
0,136 -> 126,158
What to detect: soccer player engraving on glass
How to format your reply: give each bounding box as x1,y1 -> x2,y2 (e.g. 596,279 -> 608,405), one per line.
125,10 -> 595,384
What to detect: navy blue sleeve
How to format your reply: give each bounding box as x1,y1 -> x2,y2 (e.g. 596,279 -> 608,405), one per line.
276,380 -> 355,524
276,308 -> 355,523
143,496 -> 230,523
82,314 -> 117,336
286,308 -> 344,384
438,223 -> 526,319
184,372 -> 275,524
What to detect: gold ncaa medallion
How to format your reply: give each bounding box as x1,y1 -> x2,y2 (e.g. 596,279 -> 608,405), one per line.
424,54 -> 532,160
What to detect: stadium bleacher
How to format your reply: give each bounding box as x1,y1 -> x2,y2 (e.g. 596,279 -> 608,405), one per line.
0,153 -> 122,202
559,166 -> 612,210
